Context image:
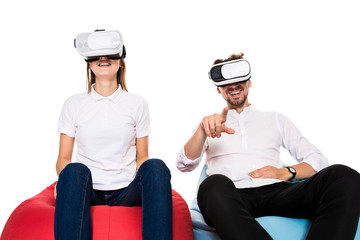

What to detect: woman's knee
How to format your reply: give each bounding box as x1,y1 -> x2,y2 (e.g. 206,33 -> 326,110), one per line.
58,163 -> 92,190
138,158 -> 171,181
60,163 -> 90,178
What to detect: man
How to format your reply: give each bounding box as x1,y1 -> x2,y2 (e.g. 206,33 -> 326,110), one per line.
176,53 -> 360,239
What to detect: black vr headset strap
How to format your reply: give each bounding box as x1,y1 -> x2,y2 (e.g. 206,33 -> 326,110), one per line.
121,45 -> 126,59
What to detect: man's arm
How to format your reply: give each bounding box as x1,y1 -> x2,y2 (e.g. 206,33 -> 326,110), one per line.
249,112 -> 328,181
184,125 -> 208,160
184,107 -> 234,160
249,162 -> 316,181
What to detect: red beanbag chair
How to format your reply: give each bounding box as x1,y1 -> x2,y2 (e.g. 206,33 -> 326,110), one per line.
1,182 -> 194,240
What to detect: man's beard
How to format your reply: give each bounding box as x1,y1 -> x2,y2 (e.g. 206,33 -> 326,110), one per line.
226,92 -> 248,108
226,85 -> 248,108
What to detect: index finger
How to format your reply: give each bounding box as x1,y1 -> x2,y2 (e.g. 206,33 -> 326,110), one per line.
221,107 -> 229,121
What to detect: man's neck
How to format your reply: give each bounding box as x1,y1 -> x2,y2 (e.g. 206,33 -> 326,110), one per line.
231,102 -> 251,114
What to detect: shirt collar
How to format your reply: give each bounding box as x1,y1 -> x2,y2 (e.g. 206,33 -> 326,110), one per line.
228,104 -> 253,116
90,84 -> 123,103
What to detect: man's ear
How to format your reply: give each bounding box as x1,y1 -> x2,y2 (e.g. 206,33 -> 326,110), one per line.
217,87 -> 221,94
248,80 -> 252,88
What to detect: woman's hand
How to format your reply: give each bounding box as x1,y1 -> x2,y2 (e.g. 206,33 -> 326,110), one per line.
54,183 -> 57,199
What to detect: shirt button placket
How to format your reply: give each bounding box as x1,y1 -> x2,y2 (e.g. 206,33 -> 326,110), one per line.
104,99 -> 110,124
238,114 -> 248,149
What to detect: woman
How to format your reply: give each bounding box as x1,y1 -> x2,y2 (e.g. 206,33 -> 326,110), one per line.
54,30 -> 173,240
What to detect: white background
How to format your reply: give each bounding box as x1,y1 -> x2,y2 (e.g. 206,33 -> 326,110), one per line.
1,0 -> 359,233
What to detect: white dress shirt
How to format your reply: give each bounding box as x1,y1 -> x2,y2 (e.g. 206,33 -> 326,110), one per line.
177,105 -> 328,189
58,84 -> 151,190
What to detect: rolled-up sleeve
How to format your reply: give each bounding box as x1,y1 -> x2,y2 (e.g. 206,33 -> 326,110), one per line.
302,153 -> 329,172
176,147 -> 204,172
176,123 -> 208,172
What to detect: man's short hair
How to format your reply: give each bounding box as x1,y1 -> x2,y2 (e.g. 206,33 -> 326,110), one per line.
213,53 -> 245,65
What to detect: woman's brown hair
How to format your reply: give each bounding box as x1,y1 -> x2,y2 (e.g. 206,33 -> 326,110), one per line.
86,59 -> 128,93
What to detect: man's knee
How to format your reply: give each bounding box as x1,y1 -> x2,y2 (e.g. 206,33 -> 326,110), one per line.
320,164 -> 360,183
197,174 -> 242,228
317,164 -> 360,204
198,174 -> 235,202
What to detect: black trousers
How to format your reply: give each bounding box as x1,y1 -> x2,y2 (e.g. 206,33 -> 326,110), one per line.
197,164 -> 360,240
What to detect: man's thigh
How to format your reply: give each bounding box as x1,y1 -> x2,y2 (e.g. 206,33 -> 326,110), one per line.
258,168 -> 341,219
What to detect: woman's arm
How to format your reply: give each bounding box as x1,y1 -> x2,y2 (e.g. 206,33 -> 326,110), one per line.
136,136 -> 149,170
54,133 -> 75,199
56,133 -> 75,176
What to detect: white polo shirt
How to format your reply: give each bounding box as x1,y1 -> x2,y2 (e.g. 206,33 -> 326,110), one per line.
177,106 -> 329,189
58,84 -> 151,190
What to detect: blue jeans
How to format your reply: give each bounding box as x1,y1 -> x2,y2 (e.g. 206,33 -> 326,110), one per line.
54,159 -> 173,240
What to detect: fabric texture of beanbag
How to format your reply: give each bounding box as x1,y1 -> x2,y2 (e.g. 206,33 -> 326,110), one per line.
1,182 -> 194,240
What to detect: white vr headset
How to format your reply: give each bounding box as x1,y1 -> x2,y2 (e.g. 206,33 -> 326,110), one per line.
74,29 -> 126,62
209,59 -> 251,86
